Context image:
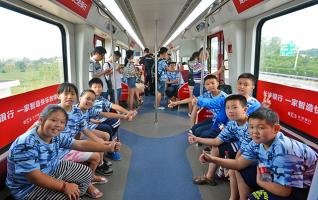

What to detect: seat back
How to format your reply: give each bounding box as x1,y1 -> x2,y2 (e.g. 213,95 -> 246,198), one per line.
177,83 -> 190,100
196,108 -> 214,123
120,83 -> 128,101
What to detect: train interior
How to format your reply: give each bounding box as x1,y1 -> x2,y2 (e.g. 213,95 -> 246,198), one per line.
0,0 -> 318,199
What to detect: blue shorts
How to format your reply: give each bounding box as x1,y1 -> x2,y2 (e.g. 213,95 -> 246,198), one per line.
127,77 -> 136,88
193,83 -> 206,97
157,81 -> 166,94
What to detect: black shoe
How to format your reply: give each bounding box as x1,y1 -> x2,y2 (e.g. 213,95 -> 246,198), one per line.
96,163 -> 113,176
103,160 -> 112,167
204,146 -> 211,152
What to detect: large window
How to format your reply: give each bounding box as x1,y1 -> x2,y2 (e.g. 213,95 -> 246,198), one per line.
259,4 -> 318,91
256,2 -> 318,140
0,5 -> 65,98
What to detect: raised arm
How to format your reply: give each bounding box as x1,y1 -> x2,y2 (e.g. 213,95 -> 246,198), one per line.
197,96 -> 224,110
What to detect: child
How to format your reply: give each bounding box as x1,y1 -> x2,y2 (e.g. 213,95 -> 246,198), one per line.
124,50 -> 137,110
196,73 -> 261,136
200,107 -> 317,200
89,78 -> 136,160
6,104 -> 120,200
77,89 -> 113,175
56,83 -> 115,198
165,62 -> 180,102
189,94 -> 253,200
89,46 -> 111,100
156,47 -> 169,109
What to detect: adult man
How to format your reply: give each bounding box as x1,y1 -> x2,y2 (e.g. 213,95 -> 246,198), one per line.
139,48 -> 154,95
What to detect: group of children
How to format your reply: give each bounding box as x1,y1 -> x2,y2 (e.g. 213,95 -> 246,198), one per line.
183,72 -> 317,199
6,78 -> 137,199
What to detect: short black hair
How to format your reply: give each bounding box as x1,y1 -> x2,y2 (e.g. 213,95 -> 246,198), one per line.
80,89 -> 96,97
114,51 -> 121,57
204,74 -> 218,83
89,78 -> 103,88
238,73 -> 256,85
93,46 -> 107,55
144,48 -> 149,53
248,107 -> 279,126
40,104 -> 68,124
57,82 -> 78,98
159,47 -> 168,55
225,94 -> 247,108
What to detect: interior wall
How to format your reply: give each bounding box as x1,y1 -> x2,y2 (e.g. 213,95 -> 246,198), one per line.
223,20 -> 246,90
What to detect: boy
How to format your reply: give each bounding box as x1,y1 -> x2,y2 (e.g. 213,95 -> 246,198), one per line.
89,78 -> 136,161
189,94 -> 253,200
196,73 -> 261,132
156,47 -> 169,109
200,107 -> 317,200
89,46 -> 112,99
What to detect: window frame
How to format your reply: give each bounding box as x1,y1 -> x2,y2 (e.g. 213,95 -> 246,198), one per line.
254,1 -> 318,144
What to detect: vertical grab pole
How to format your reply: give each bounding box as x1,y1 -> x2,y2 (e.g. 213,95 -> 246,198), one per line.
200,19 -> 208,95
110,21 -> 118,104
154,19 -> 158,123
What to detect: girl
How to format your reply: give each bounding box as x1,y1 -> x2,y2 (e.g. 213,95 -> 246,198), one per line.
57,83 -> 117,198
124,50 -> 137,110
6,104 -> 120,200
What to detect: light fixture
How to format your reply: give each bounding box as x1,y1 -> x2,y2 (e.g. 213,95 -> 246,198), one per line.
101,0 -> 145,50
163,0 -> 215,47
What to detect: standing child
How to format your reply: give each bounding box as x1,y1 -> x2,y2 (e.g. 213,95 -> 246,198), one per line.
89,46 -> 111,99
124,50 -> 137,110
200,107 -> 317,200
6,104 -> 120,200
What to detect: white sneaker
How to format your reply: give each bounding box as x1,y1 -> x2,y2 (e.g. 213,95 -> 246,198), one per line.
157,106 -> 165,110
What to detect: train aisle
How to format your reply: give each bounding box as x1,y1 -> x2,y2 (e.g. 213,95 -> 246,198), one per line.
84,96 -> 230,200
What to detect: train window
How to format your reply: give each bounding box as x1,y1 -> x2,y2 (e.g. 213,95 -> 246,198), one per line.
0,5 -> 65,98
121,49 -> 126,64
256,3 -> 318,140
210,37 -> 218,73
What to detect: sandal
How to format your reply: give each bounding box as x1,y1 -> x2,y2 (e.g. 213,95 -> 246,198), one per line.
85,187 -> 103,199
92,176 -> 108,185
193,175 -> 217,186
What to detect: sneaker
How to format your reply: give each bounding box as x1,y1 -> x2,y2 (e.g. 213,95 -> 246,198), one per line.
157,106 -> 165,110
107,152 -> 121,161
96,163 -> 113,176
215,166 -> 225,179
204,146 -> 211,152
103,159 -> 112,167
188,112 -> 192,117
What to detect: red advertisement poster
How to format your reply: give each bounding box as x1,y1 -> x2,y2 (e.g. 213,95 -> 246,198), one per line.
57,0 -> 93,18
232,0 -> 264,14
0,84 -> 60,149
257,80 -> 318,139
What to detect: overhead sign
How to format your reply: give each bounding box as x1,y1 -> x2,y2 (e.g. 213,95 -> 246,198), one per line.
257,80 -> 318,139
0,84 -> 59,149
232,0 -> 264,14
280,43 -> 296,56
57,0 -> 93,18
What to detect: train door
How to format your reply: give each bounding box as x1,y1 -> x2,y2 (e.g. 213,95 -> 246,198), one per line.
208,31 -> 225,83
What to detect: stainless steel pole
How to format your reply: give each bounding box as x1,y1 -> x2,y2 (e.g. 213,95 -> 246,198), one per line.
154,20 -> 158,123
110,21 -> 118,104
200,19 -> 208,95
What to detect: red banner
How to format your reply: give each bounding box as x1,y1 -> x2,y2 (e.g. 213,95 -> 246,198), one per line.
232,0 -> 263,14
57,0 -> 92,18
257,80 -> 318,139
0,84 -> 60,149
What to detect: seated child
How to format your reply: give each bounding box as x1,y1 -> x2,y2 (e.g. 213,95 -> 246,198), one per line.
189,94 -> 253,200
89,78 -> 137,160
6,104 -> 120,200
200,107 -> 317,200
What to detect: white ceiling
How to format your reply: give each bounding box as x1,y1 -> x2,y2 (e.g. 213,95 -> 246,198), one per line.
128,0 -> 190,51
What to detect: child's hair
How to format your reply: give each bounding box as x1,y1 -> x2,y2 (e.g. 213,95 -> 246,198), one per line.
125,50 -> 134,66
225,94 -> 247,108
88,78 -> 103,88
57,83 -> 79,98
248,107 -> 279,126
40,104 -> 68,124
144,48 -> 150,53
92,46 -> 107,56
80,89 -> 96,97
114,51 -> 122,57
189,51 -> 199,61
238,73 -> 256,85
159,47 -> 168,55
204,74 -> 218,83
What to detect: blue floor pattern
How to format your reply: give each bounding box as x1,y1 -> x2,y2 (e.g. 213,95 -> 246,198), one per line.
120,127 -> 202,200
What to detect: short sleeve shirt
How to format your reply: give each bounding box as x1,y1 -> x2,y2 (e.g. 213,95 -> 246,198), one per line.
217,120 -> 252,153
59,105 -> 86,158
92,95 -> 113,122
166,71 -> 179,86
158,59 -> 168,82
89,59 -> 108,92
6,127 -> 74,200
77,104 -> 101,130
243,132 -> 318,188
